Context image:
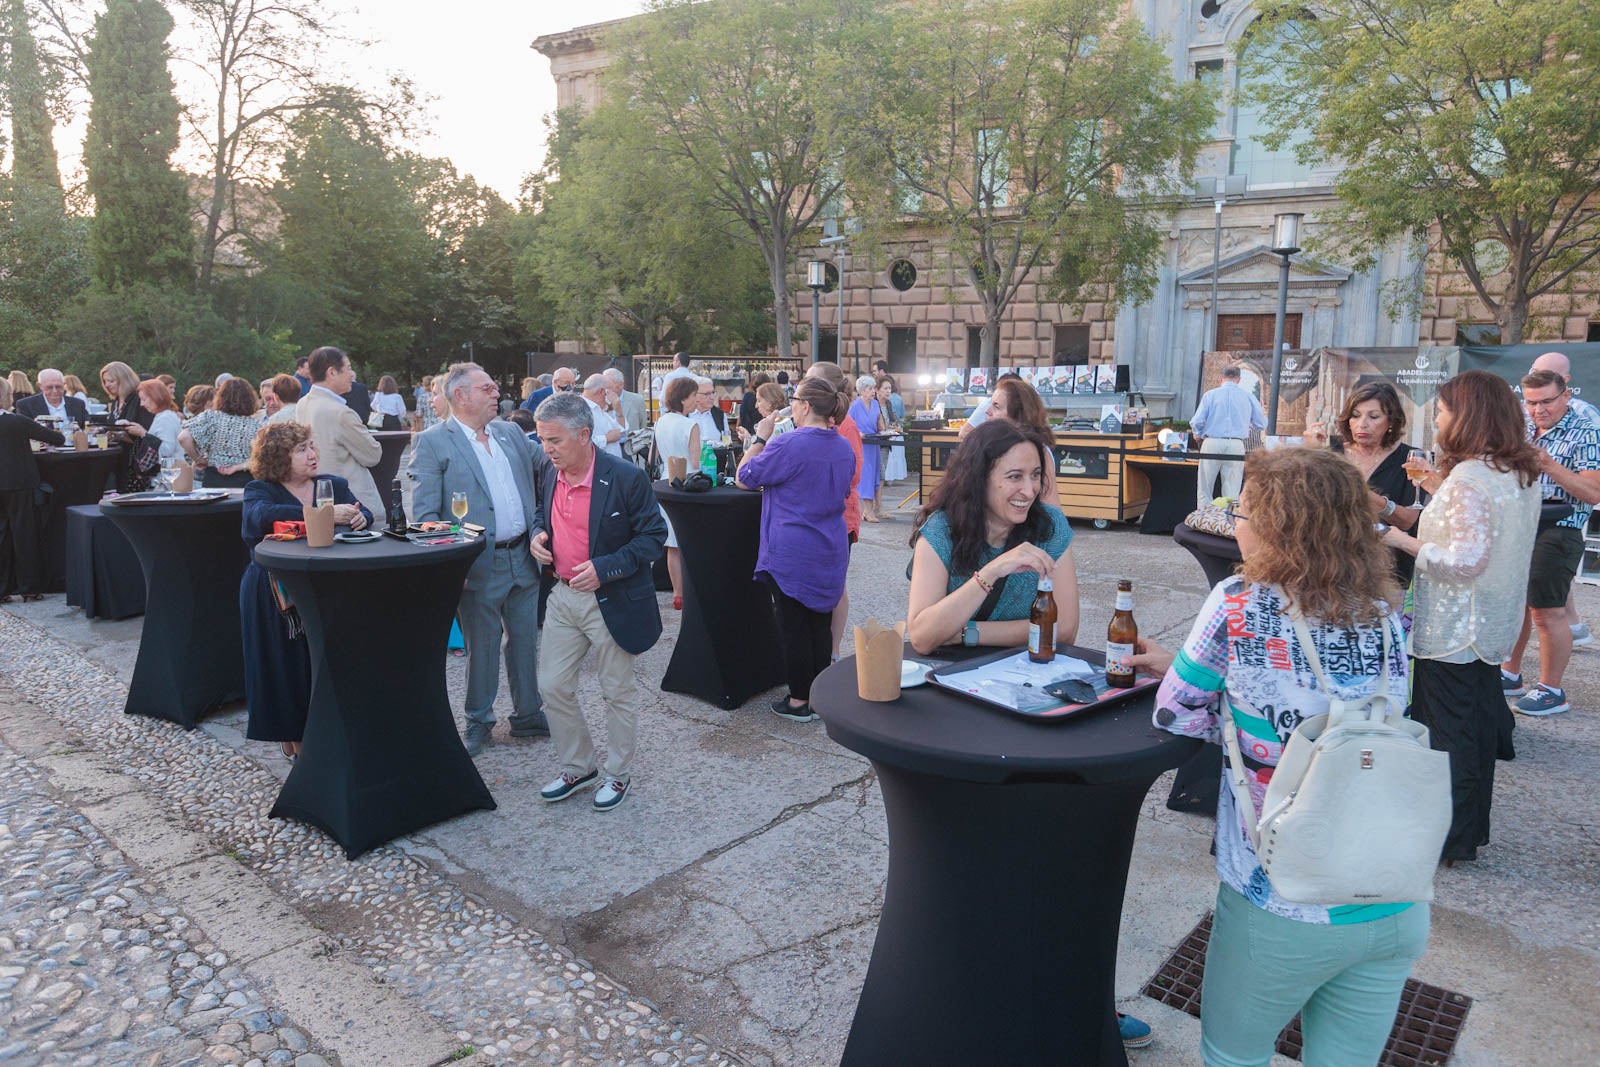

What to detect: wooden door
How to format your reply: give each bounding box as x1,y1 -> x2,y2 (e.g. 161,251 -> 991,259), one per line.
1216,313 -> 1300,351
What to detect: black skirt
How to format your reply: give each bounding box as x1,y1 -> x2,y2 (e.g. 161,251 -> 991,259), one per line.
1408,656 -> 1502,861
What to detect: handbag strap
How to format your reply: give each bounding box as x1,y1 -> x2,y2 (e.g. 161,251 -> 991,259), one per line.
1219,595 -> 1395,850
974,573 -> 1011,622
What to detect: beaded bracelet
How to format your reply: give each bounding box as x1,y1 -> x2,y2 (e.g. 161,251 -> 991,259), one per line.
972,571 -> 993,594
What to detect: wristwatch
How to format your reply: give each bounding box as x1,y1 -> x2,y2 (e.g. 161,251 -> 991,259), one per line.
963,621 -> 980,647
750,435 -> 766,446
1380,497 -> 1397,518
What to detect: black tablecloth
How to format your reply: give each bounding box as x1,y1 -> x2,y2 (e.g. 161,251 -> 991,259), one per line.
654,482 -> 784,709
64,505 -> 145,620
370,431 -> 412,496
34,448 -> 124,592
100,494 -> 248,728
1173,522 -> 1242,588
813,647 -> 1199,1066
254,534 -> 495,859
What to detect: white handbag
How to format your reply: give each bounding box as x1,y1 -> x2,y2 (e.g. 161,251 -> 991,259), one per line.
1221,603 -> 1452,906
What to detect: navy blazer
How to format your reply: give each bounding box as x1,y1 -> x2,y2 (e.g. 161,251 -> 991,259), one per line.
16,394 -> 89,425
533,446 -> 667,655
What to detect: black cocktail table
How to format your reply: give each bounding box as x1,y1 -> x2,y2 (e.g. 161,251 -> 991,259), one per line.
64,505 -> 145,620
654,482 -> 783,709
36,447 -> 124,591
1173,521 -> 1242,587
253,534 -> 495,859
813,648 -> 1199,1066
100,493 -> 247,727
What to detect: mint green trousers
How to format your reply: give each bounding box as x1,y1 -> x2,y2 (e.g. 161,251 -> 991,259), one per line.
1199,884 -> 1430,1067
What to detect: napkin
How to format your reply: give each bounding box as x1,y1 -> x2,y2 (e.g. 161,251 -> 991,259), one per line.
854,618 -> 907,702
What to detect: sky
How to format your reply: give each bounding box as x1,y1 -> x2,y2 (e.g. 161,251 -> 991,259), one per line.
336,0 -> 646,199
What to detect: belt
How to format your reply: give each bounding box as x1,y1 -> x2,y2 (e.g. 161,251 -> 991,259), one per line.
494,533 -> 527,550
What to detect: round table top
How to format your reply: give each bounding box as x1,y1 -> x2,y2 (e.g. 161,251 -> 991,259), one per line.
652,481 -> 761,510
254,531 -> 485,573
35,446 -> 125,462
1173,522 -> 1243,561
371,430 -> 413,442
98,490 -> 244,519
813,645 -> 1199,786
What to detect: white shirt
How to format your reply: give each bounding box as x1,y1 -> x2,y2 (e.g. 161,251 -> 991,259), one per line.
690,407 -> 723,445
374,393 -> 407,418
966,397 -> 992,427
309,384 -> 347,407
585,397 -> 625,458
663,366 -> 696,387
451,417 -> 526,541
43,397 -> 67,419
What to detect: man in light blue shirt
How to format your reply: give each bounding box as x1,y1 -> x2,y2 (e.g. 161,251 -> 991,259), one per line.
1191,365 -> 1267,508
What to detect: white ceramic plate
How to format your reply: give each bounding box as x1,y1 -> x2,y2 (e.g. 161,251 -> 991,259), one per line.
901,660 -> 931,689
334,530 -> 383,543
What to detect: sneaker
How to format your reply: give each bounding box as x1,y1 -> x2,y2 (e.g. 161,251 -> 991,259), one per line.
1514,685 -> 1570,716
508,717 -> 551,739
1501,671 -> 1527,698
1117,1012 -> 1153,1050
769,696 -> 818,723
593,778 -> 630,811
463,723 -> 493,758
1572,623 -> 1594,648
540,770 -> 599,802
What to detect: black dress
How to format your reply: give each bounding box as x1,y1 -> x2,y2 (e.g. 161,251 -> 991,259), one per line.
239,476 -> 371,741
112,394 -> 156,492
0,411 -> 65,596
1335,440 -> 1419,586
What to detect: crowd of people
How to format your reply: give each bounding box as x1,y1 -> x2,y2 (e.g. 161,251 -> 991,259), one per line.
6,342 -> 1596,1063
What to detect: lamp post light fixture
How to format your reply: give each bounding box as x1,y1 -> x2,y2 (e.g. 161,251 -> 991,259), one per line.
1194,175 -> 1248,358
1266,211 -> 1303,435
806,260 -> 829,363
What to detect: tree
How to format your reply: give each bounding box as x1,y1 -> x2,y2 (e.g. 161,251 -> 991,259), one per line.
6,0 -> 64,205
531,103 -> 774,355
1245,0 -> 1600,344
854,0 -> 1214,366
82,0 -> 194,291
267,111 -> 431,364
608,0 -> 873,360
171,0 -> 403,287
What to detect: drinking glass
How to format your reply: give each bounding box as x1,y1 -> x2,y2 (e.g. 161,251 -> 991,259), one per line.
314,480 -> 335,509
451,491 -> 469,532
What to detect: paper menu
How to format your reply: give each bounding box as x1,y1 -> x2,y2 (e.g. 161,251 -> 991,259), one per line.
938,650 -> 1103,713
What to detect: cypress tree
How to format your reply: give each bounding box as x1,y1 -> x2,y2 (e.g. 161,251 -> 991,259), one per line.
6,0 -> 63,206
82,0 -> 193,290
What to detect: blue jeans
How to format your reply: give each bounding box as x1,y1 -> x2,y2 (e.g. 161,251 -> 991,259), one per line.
1200,884 -> 1430,1067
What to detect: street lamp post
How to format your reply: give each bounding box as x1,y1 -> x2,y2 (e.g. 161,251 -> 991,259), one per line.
1266,212 -> 1303,435
1195,175 -> 1248,357
806,260 -> 828,364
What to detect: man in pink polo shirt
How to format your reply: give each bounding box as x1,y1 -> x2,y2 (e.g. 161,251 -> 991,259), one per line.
530,392 -> 667,811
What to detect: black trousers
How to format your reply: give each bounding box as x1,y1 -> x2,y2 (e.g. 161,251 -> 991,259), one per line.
772,587 -> 832,703
0,488 -> 46,596
1409,656 -> 1499,861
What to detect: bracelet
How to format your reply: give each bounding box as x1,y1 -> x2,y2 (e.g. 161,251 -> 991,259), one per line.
972,571 -> 993,594
1380,497 -> 1397,518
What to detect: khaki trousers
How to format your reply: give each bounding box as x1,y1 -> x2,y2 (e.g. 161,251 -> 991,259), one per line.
1197,436 -> 1245,509
540,581 -> 641,782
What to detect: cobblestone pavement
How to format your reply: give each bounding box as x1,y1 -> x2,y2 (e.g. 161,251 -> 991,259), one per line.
0,742 -> 327,1067
0,608 -> 740,1067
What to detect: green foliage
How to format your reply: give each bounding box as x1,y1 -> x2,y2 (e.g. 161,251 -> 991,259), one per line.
82,0 -> 193,291
1245,0 -> 1600,343
0,178 -> 89,360
609,0 -> 877,359
50,282 -> 289,386
6,0 -> 64,203
852,0 -> 1215,365
527,102 -> 774,355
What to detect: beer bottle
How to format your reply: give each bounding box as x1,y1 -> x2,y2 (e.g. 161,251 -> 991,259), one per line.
1106,580 -> 1137,688
387,478 -> 408,534
1028,575 -> 1057,663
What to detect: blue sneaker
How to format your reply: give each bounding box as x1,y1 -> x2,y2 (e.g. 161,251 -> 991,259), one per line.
1501,670 -> 1526,698
1514,685 -> 1570,716
1117,1012 -> 1153,1050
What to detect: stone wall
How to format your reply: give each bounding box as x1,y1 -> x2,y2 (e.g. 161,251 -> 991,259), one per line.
1416,228 -> 1600,344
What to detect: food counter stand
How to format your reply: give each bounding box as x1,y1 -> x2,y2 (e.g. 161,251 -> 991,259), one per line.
908,427 -> 1159,529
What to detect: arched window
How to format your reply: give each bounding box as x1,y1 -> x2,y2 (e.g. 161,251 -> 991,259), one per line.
1230,16 -> 1316,186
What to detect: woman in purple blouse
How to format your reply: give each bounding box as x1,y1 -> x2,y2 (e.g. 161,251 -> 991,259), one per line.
737,375 -> 857,722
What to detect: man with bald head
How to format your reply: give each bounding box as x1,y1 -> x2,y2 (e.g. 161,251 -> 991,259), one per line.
520,366 -> 576,414
581,374 -> 626,458
17,369 -> 89,424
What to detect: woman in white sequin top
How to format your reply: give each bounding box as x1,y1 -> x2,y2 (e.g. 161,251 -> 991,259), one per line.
1382,371 -> 1541,863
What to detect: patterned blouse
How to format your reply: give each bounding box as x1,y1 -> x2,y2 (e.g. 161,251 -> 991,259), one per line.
186,410 -> 262,470
1154,577 -> 1411,925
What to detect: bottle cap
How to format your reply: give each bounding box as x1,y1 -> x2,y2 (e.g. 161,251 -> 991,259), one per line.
1037,575 -> 1053,592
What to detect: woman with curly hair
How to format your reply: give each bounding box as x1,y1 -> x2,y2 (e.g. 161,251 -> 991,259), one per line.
180,377 -> 261,487
240,422 -> 372,758
1134,447 -> 1423,1066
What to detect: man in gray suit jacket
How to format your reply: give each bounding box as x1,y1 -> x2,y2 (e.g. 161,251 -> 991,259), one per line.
409,362 -> 551,757
603,368 -> 647,439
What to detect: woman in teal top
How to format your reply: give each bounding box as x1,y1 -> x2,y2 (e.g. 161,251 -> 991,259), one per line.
907,419 -> 1079,655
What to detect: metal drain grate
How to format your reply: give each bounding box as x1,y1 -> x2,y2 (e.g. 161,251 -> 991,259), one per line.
1141,912 -> 1472,1066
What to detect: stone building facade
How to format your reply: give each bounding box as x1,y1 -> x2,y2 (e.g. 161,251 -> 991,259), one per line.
535,1 -> 1599,414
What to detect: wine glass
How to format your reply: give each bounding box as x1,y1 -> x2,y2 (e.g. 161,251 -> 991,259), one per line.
451,491 -> 469,533
314,480 -> 335,510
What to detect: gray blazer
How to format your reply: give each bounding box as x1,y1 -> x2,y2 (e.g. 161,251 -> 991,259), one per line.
618,390 -> 647,435
409,418 -> 544,588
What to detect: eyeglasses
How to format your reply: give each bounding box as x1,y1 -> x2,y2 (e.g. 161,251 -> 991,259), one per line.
1225,502 -> 1249,522
1523,394 -> 1567,409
